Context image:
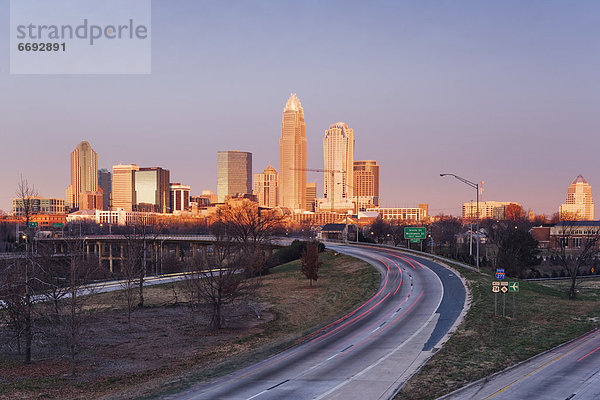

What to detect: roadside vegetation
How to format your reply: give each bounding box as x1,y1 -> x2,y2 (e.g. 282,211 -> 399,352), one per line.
395,265 -> 600,400
0,251 -> 378,400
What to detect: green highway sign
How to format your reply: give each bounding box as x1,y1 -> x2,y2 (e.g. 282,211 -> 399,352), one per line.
509,282 -> 519,292
410,238 -> 421,243
53,223 -> 64,228
28,222 -> 38,228
404,227 -> 426,240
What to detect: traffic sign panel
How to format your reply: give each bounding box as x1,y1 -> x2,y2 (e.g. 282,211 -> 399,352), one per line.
496,269 -> 505,280
492,286 -> 500,293
409,238 -> 421,243
501,286 -> 508,293
28,222 -> 38,228
404,227 -> 426,239
509,282 -> 519,292
53,223 -> 64,228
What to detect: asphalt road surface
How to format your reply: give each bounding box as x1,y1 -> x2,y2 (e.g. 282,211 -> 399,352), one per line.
442,328 -> 600,400
169,244 -> 467,400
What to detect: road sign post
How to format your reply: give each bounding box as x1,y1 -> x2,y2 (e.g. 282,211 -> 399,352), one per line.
508,281 -> 519,318
500,282 -> 508,317
492,282 -> 500,316
405,228 -> 426,252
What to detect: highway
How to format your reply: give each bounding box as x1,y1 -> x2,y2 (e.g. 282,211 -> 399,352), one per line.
442,328 -> 600,400
169,244 -> 467,400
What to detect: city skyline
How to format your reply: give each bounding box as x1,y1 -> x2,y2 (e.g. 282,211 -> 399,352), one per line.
1,1 -> 599,216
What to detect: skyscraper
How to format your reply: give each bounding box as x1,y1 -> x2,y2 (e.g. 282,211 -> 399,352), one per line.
134,167 -> 171,213
217,151 -> 252,203
65,140 -> 102,210
254,165 -> 278,208
322,122 -> 354,211
354,160 -> 379,210
279,93 -> 307,211
98,168 -> 112,211
560,174 -> 594,220
111,164 -> 139,211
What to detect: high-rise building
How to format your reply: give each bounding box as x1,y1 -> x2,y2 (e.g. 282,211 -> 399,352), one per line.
134,167 -> 171,213
98,169 -> 112,211
306,182 -> 317,212
65,141 -> 102,210
170,183 -> 190,213
560,174 -> 594,220
254,165 -> 278,208
217,151 -> 252,203
321,122 -> 355,212
354,160 -> 379,210
111,164 -> 139,211
279,93 -> 307,211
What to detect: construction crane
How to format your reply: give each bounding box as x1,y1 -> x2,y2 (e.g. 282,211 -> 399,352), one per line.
290,167 -> 345,212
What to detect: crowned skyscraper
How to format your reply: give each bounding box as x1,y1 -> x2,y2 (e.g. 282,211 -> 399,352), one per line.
279,93 -> 307,211
560,174 -> 594,220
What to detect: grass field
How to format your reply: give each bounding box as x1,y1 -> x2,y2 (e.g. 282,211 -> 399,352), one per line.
396,265 -> 600,400
0,251 -> 379,400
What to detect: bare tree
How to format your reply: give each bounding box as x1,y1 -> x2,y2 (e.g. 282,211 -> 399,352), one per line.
301,241 -> 321,287
15,176 -> 38,363
370,217 -> 390,244
120,214 -> 160,327
215,199 -> 282,276
0,261 -> 26,353
184,222 -> 257,330
390,220 -> 407,247
550,220 -> 600,299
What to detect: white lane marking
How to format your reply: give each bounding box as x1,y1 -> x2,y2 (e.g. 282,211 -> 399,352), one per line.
314,262 -> 445,400
246,389 -> 268,400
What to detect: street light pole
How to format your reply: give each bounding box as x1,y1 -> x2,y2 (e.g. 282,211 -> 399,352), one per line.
440,173 -> 480,270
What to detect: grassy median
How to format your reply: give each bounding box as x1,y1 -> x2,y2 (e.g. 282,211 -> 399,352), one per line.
395,266 -> 600,400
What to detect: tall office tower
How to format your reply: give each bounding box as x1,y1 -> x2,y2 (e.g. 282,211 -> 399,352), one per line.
279,93 -> 307,211
65,140 -> 102,210
306,182 -> 317,212
354,160 -> 379,210
254,165 -> 278,208
322,122 -> 354,211
134,167 -> 171,213
111,164 -> 139,211
98,169 -> 112,211
560,174 -> 594,220
170,183 -> 191,213
217,151 -> 252,203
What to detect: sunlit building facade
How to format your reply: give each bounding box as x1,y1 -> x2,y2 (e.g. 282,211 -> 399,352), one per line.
134,167 -> 171,213
65,141 -> 102,210
560,174 -> 594,221
111,164 -> 139,212
254,165 -> 278,208
279,93 -> 307,211
354,160 -> 379,210
306,182 -> 317,212
170,183 -> 191,213
217,151 -> 252,203
321,122 -> 354,212
462,201 -> 522,220
13,197 -> 65,216
367,204 -> 429,222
